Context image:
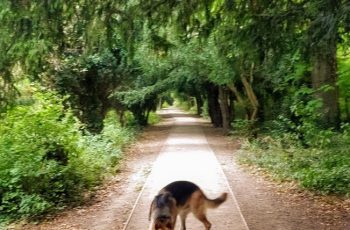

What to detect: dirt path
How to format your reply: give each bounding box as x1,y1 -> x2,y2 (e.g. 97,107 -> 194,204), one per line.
205,126 -> 350,230
124,109 -> 248,229
16,109 -> 350,230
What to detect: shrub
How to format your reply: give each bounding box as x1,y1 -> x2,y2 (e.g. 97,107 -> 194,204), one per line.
295,151 -> 350,195
147,112 -> 161,125
238,129 -> 350,196
231,119 -> 258,138
0,92 -> 134,222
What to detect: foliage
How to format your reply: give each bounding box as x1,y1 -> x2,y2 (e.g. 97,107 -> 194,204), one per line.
338,51 -> 350,120
147,112 -> 161,125
0,0 -> 140,130
52,48 -> 128,133
230,119 -> 258,138
0,0 -> 350,221
0,91 -> 134,222
237,123 -> 350,196
173,93 -> 197,113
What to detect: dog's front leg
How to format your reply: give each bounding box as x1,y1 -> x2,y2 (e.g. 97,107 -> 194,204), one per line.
148,219 -> 155,230
172,217 -> 177,230
179,211 -> 189,230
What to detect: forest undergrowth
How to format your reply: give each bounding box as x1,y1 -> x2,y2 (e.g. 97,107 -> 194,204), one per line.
234,119 -> 350,197
0,90 -> 136,226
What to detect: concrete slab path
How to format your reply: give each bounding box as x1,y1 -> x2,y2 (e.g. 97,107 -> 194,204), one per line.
124,109 -> 249,230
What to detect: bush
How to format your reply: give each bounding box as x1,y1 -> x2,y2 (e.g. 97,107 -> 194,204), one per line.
0,92 -> 134,222
231,119 -> 258,138
147,112 -> 161,125
296,152 -> 350,195
238,124 -> 350,196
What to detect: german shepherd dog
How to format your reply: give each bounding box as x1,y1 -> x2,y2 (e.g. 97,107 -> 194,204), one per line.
148,181 -> 227,230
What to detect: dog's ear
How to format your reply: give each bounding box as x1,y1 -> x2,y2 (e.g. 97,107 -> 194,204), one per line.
160,192 -> 176,207
154,192 -> 172,208
169,195 -> 176,207
149,198 -> 156,221
163,192 -> 176,207
161,192 -> 171,205
155,194 -> 164,208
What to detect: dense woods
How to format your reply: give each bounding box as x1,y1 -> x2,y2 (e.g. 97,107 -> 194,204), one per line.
1,0 -> 350,224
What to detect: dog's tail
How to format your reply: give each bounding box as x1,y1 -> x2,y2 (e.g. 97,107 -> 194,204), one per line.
205,192 -> 228,209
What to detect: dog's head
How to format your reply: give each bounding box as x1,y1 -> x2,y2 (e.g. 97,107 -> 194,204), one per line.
149,192 -> 177,230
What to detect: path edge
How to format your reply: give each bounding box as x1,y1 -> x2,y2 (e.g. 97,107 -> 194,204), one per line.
122,117 -> 175,230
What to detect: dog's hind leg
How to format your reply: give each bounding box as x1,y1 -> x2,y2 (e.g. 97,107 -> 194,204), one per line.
193,212 -> 211,230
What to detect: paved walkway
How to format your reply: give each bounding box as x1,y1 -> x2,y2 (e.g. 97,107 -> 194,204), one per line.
124,110 -> 249,229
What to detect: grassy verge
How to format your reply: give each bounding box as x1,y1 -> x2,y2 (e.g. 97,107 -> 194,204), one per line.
235,126 -> 350,197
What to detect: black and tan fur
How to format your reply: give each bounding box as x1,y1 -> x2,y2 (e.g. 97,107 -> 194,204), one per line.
149,181 -> 227,230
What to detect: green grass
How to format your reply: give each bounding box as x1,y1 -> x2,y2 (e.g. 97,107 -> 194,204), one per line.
237,135 -> 350,197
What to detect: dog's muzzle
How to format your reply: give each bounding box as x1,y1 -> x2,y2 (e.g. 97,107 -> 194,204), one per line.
157,215 -> 171,223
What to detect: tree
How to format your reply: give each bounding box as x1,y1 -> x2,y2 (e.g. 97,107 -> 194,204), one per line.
2,0 -> 350,133
0,0 -> 143,132
306,0 -> 345,128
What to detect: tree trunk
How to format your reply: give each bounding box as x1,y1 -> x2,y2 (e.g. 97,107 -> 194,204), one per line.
206,83 -> 222,127
229,93 -> 235,122
158,97 -> 162,110
117,110 -> 125,127
227,83 -> 244,104
227,83 -> 250,119
345,97 -> 350,122
218,86 -> 231,134
195,94 -> 203,116
241,75 -> 259,121
311,41 -> 339,128
309,0 -> 340,128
